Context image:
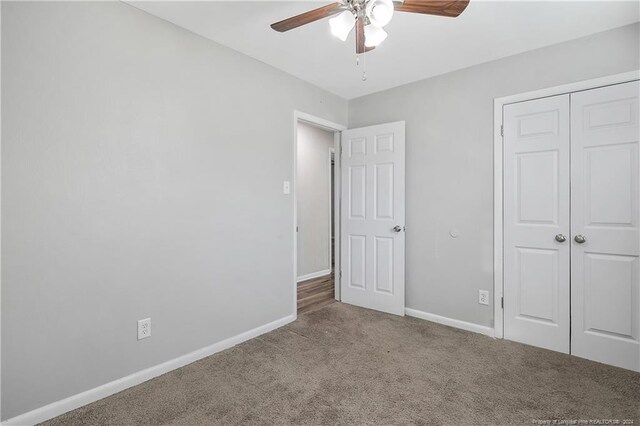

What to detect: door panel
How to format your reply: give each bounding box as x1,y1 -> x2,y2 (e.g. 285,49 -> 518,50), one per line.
374,237 -> 394,293
375,163 -> 394,219
585,144 -> 635,226
516,247 -> 558,323
517,151 -> 559,223
571,81 -> 640,372
584,254 -> 636,338
503,95 -> 570,353
341,122 -> 405,315
349,166 -> 366,219
348,235 -> 366,289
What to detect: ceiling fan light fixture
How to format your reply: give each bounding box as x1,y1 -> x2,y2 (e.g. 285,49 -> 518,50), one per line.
364,25 -> 388,47
365,0 -> 394,28
329,10 -> 356,42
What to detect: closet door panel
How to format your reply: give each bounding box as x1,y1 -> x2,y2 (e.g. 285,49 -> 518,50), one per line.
571,80 -> 640,372
503,95 -> 571,353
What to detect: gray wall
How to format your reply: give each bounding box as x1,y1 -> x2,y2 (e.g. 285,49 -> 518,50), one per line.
2,0 -> 639,420
296,122 -> 334,278
1,1 -> 346,420
349,23 -> 640,329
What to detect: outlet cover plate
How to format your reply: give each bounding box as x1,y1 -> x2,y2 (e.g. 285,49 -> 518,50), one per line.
138,318 -> 151,340
478,290 -> 489,306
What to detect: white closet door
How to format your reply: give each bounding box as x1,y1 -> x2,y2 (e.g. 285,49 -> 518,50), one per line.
503,95 -> 570,353
570,81 -> 640,372
340,121 -> 405,316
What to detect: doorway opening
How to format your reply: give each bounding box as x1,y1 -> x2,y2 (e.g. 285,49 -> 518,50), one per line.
296,122 -> 336,314
293,112 -> 345,316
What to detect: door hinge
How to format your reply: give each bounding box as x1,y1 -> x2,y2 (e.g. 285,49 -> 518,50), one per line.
340,270 -> 342,279
500,125 -> 504,137
501,297 -> 504,309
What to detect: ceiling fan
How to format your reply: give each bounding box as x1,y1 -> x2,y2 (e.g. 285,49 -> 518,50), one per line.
270,0 -> 470,54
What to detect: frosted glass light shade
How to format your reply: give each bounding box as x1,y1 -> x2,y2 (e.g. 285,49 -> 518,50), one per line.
365,0 -> 394,27
364,25 -> 388,47
329,11 -> 356,42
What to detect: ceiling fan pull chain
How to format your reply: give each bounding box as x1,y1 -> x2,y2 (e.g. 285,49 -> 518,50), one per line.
362,50 -> 367,81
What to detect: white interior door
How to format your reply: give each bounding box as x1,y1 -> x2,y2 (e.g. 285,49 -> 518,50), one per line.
570,81 -> 640,372
340,121 -> 405,316
503,95 -> 571,353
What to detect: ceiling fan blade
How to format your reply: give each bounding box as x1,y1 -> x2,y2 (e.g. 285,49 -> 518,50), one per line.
271,2 -> 343,32
355,17 -> 365,54
395,0 -> 470,17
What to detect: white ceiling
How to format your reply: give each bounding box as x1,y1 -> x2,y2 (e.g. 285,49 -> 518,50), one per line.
127,1 -> 639,99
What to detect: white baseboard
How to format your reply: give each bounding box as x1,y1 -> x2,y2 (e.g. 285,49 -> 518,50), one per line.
405,308 -> 495,338
2,314 -> 296,426
297,269 -> 331,283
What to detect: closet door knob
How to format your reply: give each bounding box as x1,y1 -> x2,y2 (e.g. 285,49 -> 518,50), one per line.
574,234 -> 586,244
555,234 -> 566,243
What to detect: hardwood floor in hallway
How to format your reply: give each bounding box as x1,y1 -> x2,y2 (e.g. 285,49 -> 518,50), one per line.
297,273 -> 335,314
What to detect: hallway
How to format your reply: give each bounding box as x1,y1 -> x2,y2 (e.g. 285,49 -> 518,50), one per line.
297,274 -> 335,314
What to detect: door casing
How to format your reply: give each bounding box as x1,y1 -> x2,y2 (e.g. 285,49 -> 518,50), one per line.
493,70 -> 640,339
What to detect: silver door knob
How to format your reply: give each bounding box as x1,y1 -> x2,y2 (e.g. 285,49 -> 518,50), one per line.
574,234 -> 586,244
393,225 -> 403,233
555,234 -> 566,243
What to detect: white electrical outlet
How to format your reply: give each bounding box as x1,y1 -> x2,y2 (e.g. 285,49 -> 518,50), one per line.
478,290 -> 489,306
137,318 -> 151,340
283,181 -> 291,195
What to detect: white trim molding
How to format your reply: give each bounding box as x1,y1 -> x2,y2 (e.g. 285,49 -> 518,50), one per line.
0,2 -> 3,420
332,131 -> 342,301
328,147 -> 335,276
493,70 -> 640,340
405,308 -> 495,338
1,314 -> 295,426
297,269 -> 332,283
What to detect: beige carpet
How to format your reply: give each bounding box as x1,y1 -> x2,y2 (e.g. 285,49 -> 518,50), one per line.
44,303 -> 640,425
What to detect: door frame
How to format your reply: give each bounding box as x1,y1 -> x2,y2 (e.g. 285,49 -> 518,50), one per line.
329,147 -> 336,274
493,70 -> 640,339
293,111 -> 346,318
